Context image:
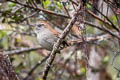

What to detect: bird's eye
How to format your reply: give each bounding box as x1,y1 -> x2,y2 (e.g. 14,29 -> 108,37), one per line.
37,23 -> 44,27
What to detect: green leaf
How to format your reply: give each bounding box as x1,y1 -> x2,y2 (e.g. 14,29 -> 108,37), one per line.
16,34 -> 22,43
103,56 -> 109,64
109,15 -> 117,26
43,0 -> 51,8
28,0 -> 33,3
56,2 -> 62,10
8,2 -> 16,7
80,67 -> 86,74
87,4 -> 91,9
0,30 -> 6,38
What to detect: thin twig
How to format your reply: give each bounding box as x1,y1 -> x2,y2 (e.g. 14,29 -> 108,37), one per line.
111,51 -> 120,65
86,10 -> 113,28
69,0 -> 78,6
113,66 -> 120,78
23,54 -> 50,80
104,1 -> 120,28
84,21 -> 120,40
3,46 -> 42,56
19,12 -> 38,22
9,0 -> 70,18
62,2 -> 70,17
70,0 -> 120,33
0,28 -> 35,36
88,3 -> 120,32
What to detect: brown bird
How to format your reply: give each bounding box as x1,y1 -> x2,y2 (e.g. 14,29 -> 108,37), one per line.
34,20 -> 68,51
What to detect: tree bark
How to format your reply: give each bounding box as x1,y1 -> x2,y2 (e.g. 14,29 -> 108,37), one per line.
0,53 -> 19,80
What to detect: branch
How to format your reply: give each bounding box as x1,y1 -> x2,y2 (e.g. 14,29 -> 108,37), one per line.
69,0 -> 120,35
19,12 -> 38,23
89,3 -> 120,32
0,53 -> 20,80
9,0 -> 70,19
23,54 -> 50,80
86,10 -> 114,28
42,5 -> 81,80
4,46 -> 42,56
84,21 -> 120,40
62,2 -> 70,17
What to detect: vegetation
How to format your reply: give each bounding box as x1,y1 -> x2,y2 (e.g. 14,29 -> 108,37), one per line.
0,0 -> 120,80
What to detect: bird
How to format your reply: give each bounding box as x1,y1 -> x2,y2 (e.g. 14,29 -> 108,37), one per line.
34,20 -> 68,51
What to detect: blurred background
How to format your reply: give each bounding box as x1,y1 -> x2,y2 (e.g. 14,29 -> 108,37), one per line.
0,0 -> 120,80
